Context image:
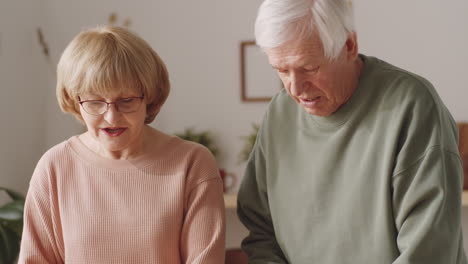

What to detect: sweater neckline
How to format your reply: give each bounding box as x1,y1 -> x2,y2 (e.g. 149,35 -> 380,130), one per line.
67,135 -> 157,170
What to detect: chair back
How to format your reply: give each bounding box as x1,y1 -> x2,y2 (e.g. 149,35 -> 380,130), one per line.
458,123 -> 468,190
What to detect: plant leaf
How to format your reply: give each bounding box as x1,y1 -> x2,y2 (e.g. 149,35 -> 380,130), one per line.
0,225 -> 7,264
4,220 -> 23,239
239,123 -> 260,162
0,224 -> 20,264
0,201 -> 23,221
175,128 -> 218,157
2,200 -> 24,212
0,187 -> 25,202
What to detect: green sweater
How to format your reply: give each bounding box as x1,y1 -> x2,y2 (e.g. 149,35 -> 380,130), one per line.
237,55 -> 467,263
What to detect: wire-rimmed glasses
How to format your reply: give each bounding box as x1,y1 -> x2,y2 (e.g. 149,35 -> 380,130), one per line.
78,95 -> 145,115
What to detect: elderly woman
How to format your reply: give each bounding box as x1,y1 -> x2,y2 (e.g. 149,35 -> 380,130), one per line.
19,26 -> 225,264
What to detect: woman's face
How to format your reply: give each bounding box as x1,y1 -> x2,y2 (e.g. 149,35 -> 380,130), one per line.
78,91 -> 147,159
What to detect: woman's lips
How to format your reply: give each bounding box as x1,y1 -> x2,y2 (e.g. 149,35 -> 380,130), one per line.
101,127 -> 126,137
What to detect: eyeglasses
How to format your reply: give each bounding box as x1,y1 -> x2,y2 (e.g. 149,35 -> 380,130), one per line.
78,95 -> 145,115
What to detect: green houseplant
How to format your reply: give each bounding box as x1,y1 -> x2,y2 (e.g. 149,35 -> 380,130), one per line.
0,187 -> 25,264
175,127 -> 219,158
239,123 -> 260,163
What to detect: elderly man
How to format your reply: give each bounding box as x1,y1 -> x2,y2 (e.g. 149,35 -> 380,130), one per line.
237,0 -> 467,263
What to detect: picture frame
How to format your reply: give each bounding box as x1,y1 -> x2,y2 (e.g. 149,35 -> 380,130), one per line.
240,40 -> 282,102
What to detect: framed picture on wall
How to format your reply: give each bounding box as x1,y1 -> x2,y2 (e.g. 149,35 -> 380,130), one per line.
240,40 -> 282,102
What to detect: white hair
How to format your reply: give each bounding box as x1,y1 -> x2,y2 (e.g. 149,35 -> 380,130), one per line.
255,0 -> 355,60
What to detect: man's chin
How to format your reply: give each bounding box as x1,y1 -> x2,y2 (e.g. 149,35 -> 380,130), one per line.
303,107 -> 333,117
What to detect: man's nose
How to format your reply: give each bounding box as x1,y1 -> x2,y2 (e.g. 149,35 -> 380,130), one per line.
290,72 -> 305,97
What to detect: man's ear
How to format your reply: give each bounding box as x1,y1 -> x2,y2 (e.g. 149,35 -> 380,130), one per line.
345,32 -> 359,60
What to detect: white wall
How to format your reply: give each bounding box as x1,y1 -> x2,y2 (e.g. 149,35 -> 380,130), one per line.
0,0 -> 50,196
1,0 -> 467,253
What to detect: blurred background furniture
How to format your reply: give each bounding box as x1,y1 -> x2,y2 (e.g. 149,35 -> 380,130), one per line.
458,123 -> 468,190
225,248 -> 248,264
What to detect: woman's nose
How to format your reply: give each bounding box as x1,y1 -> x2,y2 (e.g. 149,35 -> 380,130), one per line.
103,104 -> 121,124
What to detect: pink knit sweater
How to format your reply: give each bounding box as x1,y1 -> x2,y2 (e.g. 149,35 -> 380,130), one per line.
19,134 -> 225,264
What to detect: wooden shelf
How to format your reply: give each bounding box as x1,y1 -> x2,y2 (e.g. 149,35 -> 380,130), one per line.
226,191 -> 468,208
463,191 -> 468,207
224,194 -> 237,209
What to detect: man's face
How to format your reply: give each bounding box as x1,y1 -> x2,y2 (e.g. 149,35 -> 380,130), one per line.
265,33 -> 359,116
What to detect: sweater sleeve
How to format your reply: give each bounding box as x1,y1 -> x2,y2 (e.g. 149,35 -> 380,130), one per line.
180,147 -> 225,264
237,138 -> 288,264
391,147 -> 467,264
18,156 -> 64,264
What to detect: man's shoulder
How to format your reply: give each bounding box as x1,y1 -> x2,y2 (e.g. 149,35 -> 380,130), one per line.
363,56 -> 459,155
362,55 -> 441,110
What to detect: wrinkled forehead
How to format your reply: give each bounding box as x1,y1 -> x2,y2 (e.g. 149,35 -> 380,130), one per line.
265,38 -> 325,68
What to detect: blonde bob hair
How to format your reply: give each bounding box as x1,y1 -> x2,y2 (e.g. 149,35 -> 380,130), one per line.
56,25 -> 170,124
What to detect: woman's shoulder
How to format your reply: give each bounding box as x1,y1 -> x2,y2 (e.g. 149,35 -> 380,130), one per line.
29,136 -> 78,191
147,129 -> 218,176
149,128 -> 215,159
38,136 -> 77,164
